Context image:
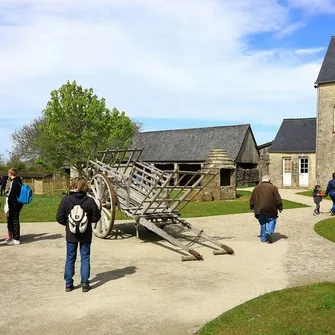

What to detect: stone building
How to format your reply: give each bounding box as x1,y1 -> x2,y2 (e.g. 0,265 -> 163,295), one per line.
264,36 -> 335,189
132,124 -> 259,200
268,118 -> 316,188
315,35 -> 335,188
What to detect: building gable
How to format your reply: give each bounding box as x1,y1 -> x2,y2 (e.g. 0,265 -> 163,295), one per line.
235,126 -> 259,164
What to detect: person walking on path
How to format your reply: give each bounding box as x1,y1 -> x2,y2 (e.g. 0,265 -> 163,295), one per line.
6,168 -> 23,245
249,175 -> 283,243
325,173 -> 335,215
56,177 -> 101,293
312,185 -> 325,216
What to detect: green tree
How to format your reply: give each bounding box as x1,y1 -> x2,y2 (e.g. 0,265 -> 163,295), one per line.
35,81 -> 135,175
10,117 -> 45,161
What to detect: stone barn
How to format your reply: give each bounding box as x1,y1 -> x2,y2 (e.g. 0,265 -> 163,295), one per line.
268,118 -> 316,188
132,124 -> 259,200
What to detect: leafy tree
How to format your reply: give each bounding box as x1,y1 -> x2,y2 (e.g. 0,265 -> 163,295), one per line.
10,117 -> 45,161
11,115 -> 141,168
33,80 -> 135,176
6,153 -> 27,171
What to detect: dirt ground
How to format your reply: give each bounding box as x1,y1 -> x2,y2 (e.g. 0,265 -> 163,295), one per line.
1,189 -> 335,335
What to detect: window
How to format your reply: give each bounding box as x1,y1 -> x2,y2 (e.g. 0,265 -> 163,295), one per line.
283,158 -> 291,174
220,169 -> 232,186
300,158 -> 308,173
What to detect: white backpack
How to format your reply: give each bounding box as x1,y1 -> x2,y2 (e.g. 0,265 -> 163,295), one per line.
68,197 -> 89,234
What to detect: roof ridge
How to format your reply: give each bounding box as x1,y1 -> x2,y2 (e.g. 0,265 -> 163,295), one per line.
139,124 -> 250,134
283,117 -> 316,121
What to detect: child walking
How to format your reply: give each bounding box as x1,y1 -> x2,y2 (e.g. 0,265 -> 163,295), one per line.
313,185 -> 324,215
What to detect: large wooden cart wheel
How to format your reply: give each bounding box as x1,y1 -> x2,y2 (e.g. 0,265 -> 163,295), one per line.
89,173 -> 116,238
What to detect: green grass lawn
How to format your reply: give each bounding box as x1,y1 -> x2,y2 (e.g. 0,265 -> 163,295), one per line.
0,194 -> 129,223
296,190 -> 313,197
296,189 -> 329,198
197,282 -> 335,335
180,190 -> 309,218
314,217 -> 335,243
0,191 -> 308,223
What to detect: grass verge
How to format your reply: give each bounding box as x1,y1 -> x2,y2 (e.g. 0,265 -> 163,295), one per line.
197,282 -> 335,335
314,217 -> 335,243
296,190 -> 313,197
180,191 -> 309,218
0,191 -> 309,223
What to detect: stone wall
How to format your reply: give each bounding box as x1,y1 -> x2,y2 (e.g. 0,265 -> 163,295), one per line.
316,83 -> 335,188
258,152 -> 269,180
198,172 -> 236,201
269,152 -> 316,188
236,166 -> 259,185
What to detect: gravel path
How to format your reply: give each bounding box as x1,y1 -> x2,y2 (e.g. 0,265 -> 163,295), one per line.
0,189 -> 334,335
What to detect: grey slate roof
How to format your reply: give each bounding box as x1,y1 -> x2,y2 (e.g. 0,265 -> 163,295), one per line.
132,124 -> 251,162
257,141 -> 273,150
315,36 -> 335,84
269,118 -> 316,153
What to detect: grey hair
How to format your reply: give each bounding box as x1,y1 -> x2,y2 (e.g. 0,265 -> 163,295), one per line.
262,175 -> 271,182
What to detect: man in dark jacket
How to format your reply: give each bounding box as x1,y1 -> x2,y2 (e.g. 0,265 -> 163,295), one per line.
249,175 -> 283,243
56,177 -> 101,292
6,168 -> 23,245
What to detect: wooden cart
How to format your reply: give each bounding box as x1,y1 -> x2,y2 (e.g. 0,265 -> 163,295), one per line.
88,149 -> 234,261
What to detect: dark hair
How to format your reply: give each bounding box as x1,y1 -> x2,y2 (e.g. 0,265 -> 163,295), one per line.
314,185 -> 321,189
333,173 -> 335,179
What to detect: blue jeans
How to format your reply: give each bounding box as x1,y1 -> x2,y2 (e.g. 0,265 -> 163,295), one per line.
329,192 -> 335,213
64,242 -> 91,287
257,215 -> 276,242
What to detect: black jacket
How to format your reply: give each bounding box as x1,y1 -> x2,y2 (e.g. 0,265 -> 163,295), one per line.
0,176 -> 7,188
7,176 -> 23,210
56,192 -> 101,243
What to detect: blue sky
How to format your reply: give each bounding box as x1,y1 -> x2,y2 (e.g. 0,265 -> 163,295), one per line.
0,0 -> 335,159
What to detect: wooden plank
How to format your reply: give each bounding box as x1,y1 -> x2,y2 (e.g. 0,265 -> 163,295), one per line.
138,218 -> 203,260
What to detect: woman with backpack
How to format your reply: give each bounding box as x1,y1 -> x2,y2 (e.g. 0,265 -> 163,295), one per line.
6,168 -> 23,245
56,177 -> 101,293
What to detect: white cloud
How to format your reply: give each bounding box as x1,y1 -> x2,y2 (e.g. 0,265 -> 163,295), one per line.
295,47 -> 325,55
287,0 -> 335,13
0,0 -> 329,154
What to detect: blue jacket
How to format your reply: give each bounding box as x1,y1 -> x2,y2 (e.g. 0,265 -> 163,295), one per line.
325,179 -> 335,196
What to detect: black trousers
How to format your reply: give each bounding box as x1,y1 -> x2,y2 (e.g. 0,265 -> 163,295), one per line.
7,205 -> 23,240
0,186 -> 5,196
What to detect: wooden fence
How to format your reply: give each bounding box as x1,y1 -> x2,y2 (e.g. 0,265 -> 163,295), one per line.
22,178 -> 69,196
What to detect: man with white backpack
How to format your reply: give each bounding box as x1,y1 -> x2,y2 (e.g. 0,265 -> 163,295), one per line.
56,177 -> 101,293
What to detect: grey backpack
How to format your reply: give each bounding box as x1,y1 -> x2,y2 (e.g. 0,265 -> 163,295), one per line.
68,197 -> 89,234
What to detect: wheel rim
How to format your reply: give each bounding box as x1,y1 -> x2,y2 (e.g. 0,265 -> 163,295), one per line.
89,173 -> 116,238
